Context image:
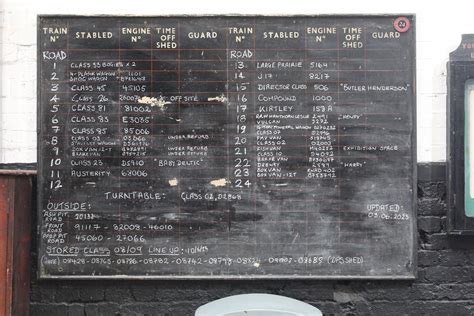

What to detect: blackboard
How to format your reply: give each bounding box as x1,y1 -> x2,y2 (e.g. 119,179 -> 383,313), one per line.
37,15 -> 416,279
447,34 -> 474,234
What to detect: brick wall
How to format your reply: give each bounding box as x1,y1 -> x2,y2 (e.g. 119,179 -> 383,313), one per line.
28,164 -> 474,315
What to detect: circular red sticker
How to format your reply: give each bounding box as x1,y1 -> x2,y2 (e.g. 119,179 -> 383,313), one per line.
393,17 -> 411,33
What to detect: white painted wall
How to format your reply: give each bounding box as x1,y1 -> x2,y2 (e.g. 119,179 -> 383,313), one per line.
1,0 -> 472,163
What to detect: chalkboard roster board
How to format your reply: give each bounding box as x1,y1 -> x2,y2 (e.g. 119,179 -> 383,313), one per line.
38,15 -> 416,279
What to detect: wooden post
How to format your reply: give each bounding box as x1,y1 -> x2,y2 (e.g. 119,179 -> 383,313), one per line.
0,170 -> 35,316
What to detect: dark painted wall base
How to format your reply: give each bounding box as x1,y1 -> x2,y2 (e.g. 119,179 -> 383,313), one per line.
19,163 -> 474,315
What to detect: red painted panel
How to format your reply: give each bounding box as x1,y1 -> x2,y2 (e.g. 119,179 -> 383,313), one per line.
12,177 -> 32,316
0,179 -> 9,316
0,174 -> 33,316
